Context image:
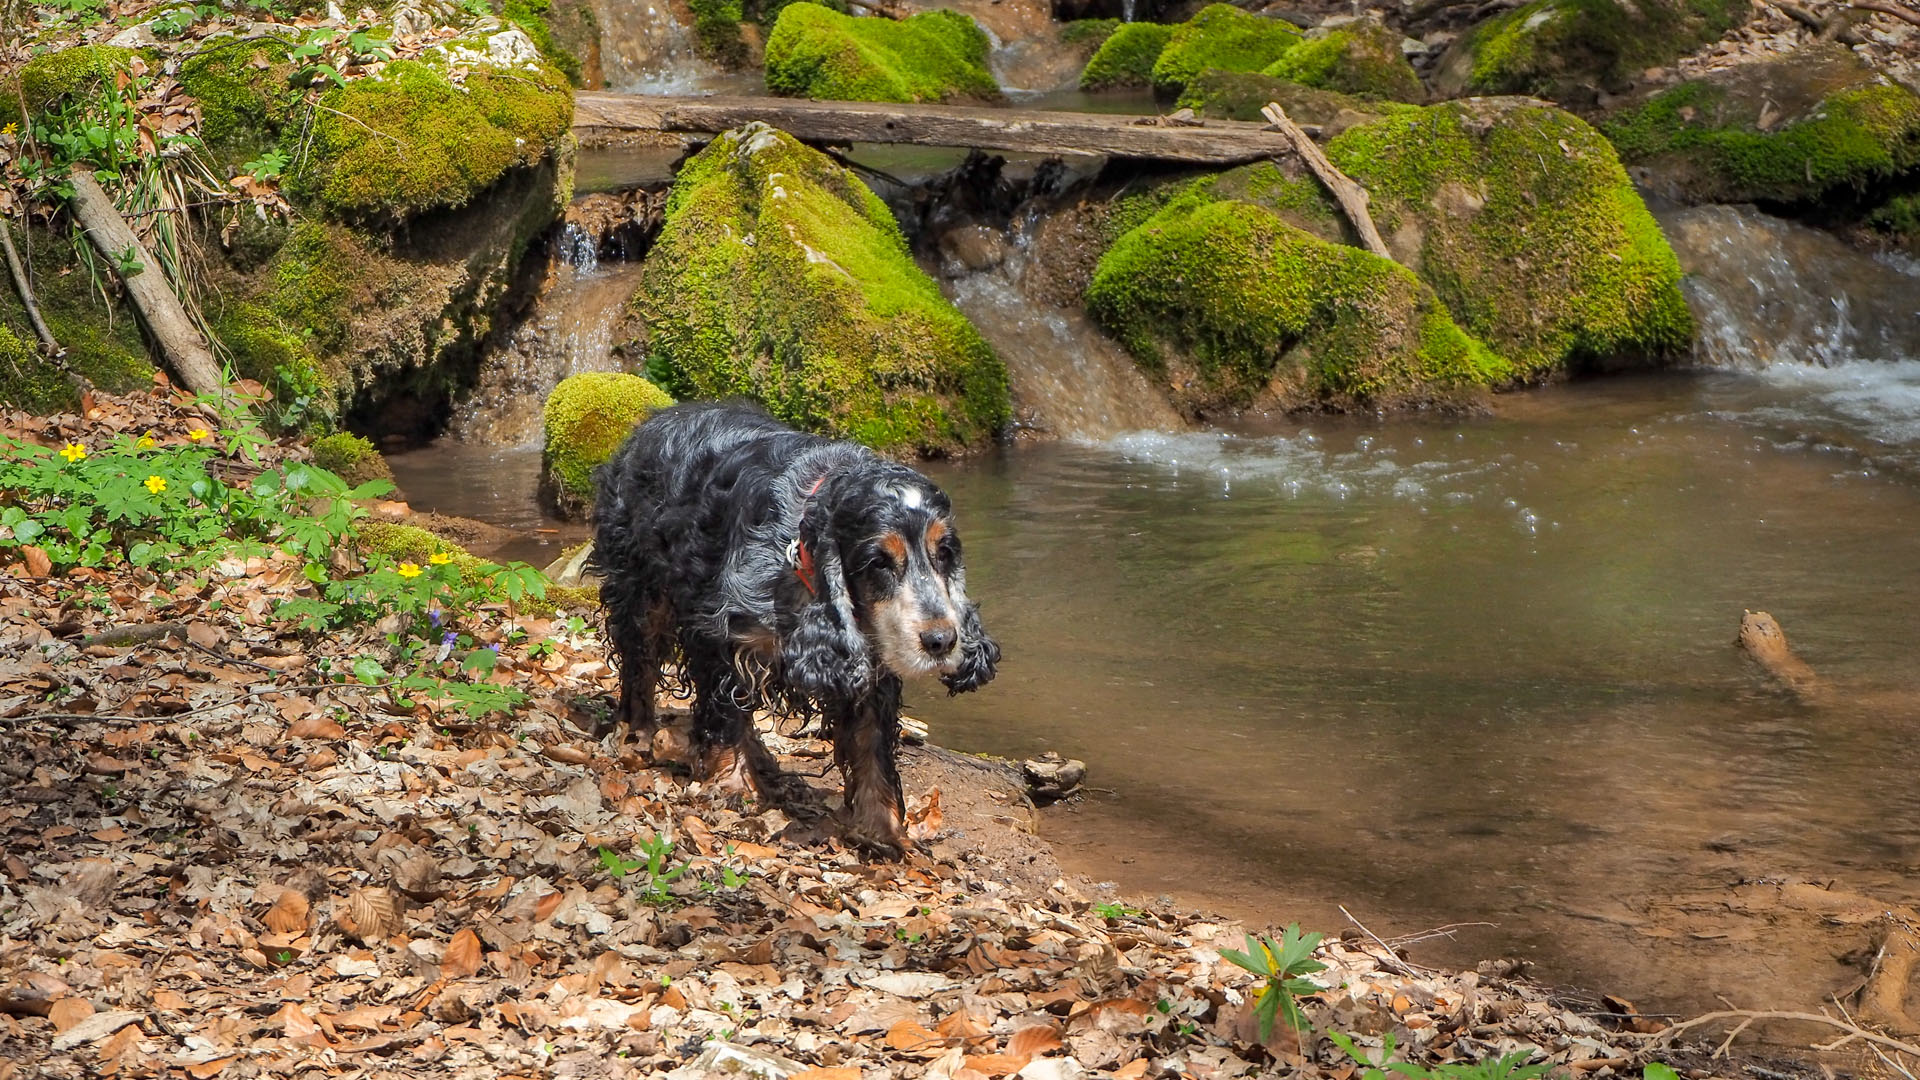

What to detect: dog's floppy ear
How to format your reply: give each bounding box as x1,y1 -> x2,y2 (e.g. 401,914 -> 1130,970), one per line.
781,521 -> 873,701
942,600 -> 999,695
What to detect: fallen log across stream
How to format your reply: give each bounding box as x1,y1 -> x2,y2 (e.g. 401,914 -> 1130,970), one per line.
571,93 -> 1301,164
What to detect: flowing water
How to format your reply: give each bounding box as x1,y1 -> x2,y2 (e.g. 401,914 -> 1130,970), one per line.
394,180 -> 1920,1013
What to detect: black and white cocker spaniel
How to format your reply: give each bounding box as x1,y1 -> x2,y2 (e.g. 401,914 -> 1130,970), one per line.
589,402 -> 1000,855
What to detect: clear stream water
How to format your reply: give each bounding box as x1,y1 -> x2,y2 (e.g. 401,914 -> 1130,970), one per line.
390,184 -> 1920,1013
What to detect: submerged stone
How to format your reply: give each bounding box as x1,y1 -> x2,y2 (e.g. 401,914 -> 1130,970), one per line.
1328,98 -> 1693,376
764,3 -> 999,103
1432,0 -> 1748,105
1150,3 -> 1301,93
541,372 -> 676,516
1603,43 -> 1920,205
634,124 -> 1009,454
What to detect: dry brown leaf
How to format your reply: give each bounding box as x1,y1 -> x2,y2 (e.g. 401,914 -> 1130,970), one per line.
1007,1023 -> 1063,1062
152,989 -> 189,1012
338,886 -> 403,942
187,1057 -> 237,1079
907,786 -> 944,840
288,716 -> 347,739
21,546 -> 51,578
1111,1059 -> 1149,1080
48,996 -> 95,1033
885,1019 -> 945,1055
791,1070 -> 863,1080
262,888 -> 310,934
442,928 -> 484,978
937,1009 -> 993,1044
961,1054 -> 1027,1077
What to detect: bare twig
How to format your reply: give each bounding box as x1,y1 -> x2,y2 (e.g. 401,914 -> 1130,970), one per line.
1339,904 -> 1428,977
0,216 -> 61,355
9,681 -> 400,726
1851,0 -> 1920,27
1640,1009 -> 1920,1059
1260,102 -> 1392,260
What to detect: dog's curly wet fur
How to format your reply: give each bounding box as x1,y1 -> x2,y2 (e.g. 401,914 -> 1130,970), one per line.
588,402 -> 1000,855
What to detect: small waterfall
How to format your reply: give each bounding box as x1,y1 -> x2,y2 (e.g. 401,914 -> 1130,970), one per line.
598,0 -> 724,93
1121,0 -> 1136,21
1661,205 -> 1920,369
938,213 -> 1183,441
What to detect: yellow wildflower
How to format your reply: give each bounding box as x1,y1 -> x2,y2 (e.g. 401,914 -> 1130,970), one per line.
397,563 -> 423,579
59,442 -> 87,463
137,433 -> 157,449
188,428 -> 211,442
144,475 -> 167,494
428,552 -> 453,566
1,122 -> 15,137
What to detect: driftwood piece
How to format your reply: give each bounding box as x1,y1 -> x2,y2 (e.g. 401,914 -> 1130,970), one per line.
65,166 -> 227,400
0,218 -> 61,355
1735,610 -> 1828,704
571,93 -> 1301,165
1260,101 -> 1392,260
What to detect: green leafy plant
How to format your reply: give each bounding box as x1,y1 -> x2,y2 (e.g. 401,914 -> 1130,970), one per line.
1329,1031 -> 1553,1080
1219,924 -> 1328,1041
1093,901 -> 1145,920
243,149 -> 290,181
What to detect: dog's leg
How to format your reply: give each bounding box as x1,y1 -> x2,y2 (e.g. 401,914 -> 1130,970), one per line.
833,675 -> 907,857
606,589 -> 664,738
685,640 -> 780,798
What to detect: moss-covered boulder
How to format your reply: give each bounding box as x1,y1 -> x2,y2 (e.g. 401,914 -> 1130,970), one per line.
1603,44 -> 1920,205
292,31 -> 574,219
1079,22 -> 1175,91
635,124 -> 1009,454
1177,69 -> 1410,127
1263,16 -> 1423,103
0,45 -> 136,131
1327,98 -> 1692,376
541,372 -> 676,515
1084,177 -> 1508,413
309,432 -> 394,486
1432,0 -> 1747,103
177,38 -> 299,169
764,3 -> 999,103
1151,4 -> 1302,94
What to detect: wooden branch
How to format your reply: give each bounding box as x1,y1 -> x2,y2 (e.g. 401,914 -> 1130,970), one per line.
1852,0 -> 1920,26
571,93 -> 1301,165
0,217 -> 61,355
65,166 -> 227,401
1260,101 -> 1392,260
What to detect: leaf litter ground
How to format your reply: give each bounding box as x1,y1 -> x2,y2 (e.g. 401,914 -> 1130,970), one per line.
0,391 -> 1840,1080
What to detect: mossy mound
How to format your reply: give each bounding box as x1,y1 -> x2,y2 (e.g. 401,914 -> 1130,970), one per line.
1060,18 -> 1122,48
1263,16 -> 1424,103
688,0 -> 749,66
635,124 -> 1009,454
0,229 -> 154,413
310,432 -> 393,487
1176,69 -> 1411,128
764,3 -> 999,103
1433,0 -> 1747,102
502,0 -> 591,84
0,44 -> 136,130
1603,44 -> 1920,204
541,372 -> 676,514
1327,98 -> 1692,376
177,38 -> 298,167
293,39 -> 573,219
1151,4 -> 1302,94
1079,22 -> 1175,91
1084,182 -> 1508,412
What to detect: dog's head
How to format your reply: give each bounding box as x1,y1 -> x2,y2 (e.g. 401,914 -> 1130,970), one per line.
781,464 -> 999,700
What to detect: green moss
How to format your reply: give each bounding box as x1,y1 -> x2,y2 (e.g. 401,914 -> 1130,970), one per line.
501,0 -> 587,84
1328,99 -> 1693,375
0,45 -> 135,129
0,229 -> 153,412
1263,17 -> 1424,103
541,372 -> 676,504
310,432 -> 393,486
293,55 -> 573,218
636,124 -> 1009,454
1151,4 -> 1301,94
1061,18 -> 1122,46
1442,0 -> 1746,98
1084,188 -> 1507,410
264,221 -> 364,354
542,583 -> 602,612
177,38 -> 296,166
765,3 -> 1000,103
1176,69 -> 1412,126
211,300 -> 339,431
1868,193 -> 1920,245
1079,22 -> 1174,90
687,0 -> 748,66
1602,47 -> 1920,203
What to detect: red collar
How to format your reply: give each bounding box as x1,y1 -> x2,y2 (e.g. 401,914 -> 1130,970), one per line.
793,473 -> 828,598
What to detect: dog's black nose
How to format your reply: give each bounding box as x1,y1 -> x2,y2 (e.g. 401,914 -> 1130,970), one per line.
919,626 -> 956,657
